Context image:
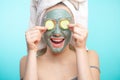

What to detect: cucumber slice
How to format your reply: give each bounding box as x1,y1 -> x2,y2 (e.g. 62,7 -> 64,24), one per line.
60,19 -> 69,29
45,20 -> 54,30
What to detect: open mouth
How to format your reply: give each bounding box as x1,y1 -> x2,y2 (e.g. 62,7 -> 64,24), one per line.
50,37 -> 65,48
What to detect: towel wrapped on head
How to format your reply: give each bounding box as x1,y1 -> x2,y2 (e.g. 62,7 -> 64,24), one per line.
29,0 -> 88,52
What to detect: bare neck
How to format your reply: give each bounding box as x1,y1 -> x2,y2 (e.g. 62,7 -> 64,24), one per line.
43,45 -> 75,63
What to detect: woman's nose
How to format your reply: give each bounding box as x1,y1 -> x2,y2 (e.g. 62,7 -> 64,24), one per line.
53,24 -> 62,37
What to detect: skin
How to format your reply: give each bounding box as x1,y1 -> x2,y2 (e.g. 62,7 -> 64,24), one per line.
42,9 -> 72,53
20,4 -> 100,80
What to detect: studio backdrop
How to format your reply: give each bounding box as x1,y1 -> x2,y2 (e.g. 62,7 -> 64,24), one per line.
0,0 -> 120,80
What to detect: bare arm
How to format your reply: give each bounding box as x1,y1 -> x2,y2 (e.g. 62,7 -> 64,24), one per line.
20,51 -> 38,80
20,26 -> 47,80
24,51 -> 38,80
76,49 -> 100,80
68,24 -> 100,80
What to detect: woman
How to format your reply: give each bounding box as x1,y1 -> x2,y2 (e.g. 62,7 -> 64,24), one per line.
20,0 -> 100,80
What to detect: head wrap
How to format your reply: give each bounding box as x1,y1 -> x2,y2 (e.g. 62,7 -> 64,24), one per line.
29,0 -> 88,50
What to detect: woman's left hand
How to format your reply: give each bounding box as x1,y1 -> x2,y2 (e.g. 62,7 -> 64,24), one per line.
68,23 -> 88,50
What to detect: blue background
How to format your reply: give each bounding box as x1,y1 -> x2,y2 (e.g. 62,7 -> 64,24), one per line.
0,0 -> 120,80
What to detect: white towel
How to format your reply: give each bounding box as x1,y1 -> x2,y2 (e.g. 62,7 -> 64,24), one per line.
29,0 -> 88,50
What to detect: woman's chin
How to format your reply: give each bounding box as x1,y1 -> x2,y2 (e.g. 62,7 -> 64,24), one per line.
51,49 -> 63,54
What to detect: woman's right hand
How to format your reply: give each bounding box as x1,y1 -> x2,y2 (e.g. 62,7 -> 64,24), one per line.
25,26 -> 47,53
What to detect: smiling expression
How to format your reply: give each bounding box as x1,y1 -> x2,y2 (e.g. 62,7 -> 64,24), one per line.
42,9 -> 72,53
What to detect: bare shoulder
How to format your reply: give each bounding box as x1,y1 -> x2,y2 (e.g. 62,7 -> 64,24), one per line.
20,55 -> 27,79
87,50 -> 99,58
87,50 -> 100,79
87,50 -> 100,67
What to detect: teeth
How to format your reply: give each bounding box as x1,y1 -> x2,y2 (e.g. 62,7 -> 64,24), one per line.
52,40 -> 62,42
50,38 -> 64,43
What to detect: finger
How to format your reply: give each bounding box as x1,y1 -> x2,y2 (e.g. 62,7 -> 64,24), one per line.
26,31 -> 40,40
75,23 -> 82,27
25,31 -> 32,43
30,33 -> 40,39
74,27 -> 85,35
68,24 -> 84,32
68,24 -> 76,31
31,36 -> 40,42
27,34 -> 41,45
69,23 -> 81,28
35,26 -> 47,30
28,30 -> 40,34
36,27 -> 47,33
37,26 -> 47,33
68,24 -> 76,27
29,26 -> 47,33
75,23 -> 87,29
72,33 -> 84,41
25,30 -> 40,41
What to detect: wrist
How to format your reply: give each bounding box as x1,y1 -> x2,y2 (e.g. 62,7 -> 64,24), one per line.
75,48 -> 87,54
75,47 -> 86,51
27,50 -> 37,56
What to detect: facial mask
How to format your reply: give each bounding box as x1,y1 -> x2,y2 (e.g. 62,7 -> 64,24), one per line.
42,9 -> 72,53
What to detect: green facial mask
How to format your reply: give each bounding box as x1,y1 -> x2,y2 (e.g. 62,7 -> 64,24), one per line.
42,9 -> 72,53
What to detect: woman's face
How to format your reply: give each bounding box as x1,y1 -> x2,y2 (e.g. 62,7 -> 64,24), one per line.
42,5 -> 73,53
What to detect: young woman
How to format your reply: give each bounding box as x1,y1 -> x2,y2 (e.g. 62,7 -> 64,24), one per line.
20,0 -> 100,80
